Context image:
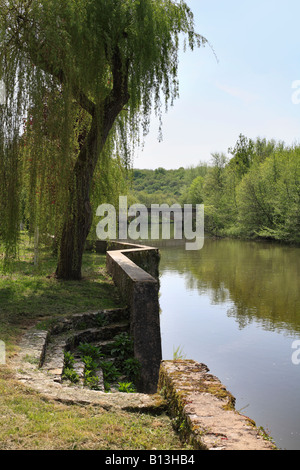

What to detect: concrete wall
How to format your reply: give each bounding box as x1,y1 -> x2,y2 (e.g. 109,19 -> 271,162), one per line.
92,240 -> 160,280
105,241 -> 162,394
158,360 -> 276,450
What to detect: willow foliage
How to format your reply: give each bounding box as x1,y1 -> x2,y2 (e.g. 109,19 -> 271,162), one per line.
0,0 -> 206,277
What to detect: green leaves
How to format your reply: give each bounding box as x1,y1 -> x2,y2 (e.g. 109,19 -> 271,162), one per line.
77,343 -> 104,361
0,0 -> 206,274
178,133 -> 300,244
110,332 -> 134,361
236,146 -> 300,242
117,382 -> 136,393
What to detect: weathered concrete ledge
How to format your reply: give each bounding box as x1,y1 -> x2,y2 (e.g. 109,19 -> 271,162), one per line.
158,360 -> 276,451
105,241 -> 162,395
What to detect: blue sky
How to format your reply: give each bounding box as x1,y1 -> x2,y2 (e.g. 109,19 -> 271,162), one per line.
133,0 -> 300,169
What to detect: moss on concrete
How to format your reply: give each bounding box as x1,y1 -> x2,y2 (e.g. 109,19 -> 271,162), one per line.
158,360 -> 276,451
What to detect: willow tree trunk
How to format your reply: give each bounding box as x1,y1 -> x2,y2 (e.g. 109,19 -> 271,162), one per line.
55,208 -> 92,281
54,170 -> 94,281
55,78 -> 130,280
55,118 -> 98,280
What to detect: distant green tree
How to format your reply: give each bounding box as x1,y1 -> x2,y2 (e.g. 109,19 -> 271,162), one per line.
202,153 -> 229,235
236,162 -> 277,236
228,134 -> 255,178
237,146 -> 300,242
181,175 -> 204,204
253,137 -> 278,163
155,167 -> 167,176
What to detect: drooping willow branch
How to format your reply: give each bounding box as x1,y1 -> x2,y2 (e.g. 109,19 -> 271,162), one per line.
0,0 -> 207,278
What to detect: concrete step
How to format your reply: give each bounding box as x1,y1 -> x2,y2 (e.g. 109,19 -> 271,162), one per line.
41,321 -> 129,383
50,309 -> 129,335
66,321 -> 130,350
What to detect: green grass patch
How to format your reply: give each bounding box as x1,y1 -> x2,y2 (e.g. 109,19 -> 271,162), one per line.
0,236 -> 191,451
0,237 -> 123,355
0,368 -> 190,450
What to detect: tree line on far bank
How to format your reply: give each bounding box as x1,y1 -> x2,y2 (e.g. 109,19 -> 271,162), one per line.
130,134 -> 300,244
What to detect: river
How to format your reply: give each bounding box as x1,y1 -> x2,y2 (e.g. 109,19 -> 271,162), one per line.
156,238 -> 300,451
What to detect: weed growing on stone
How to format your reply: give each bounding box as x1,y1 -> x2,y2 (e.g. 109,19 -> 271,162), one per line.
82,355 -> 98,372
173,345 -> 186,361
95,313 -> 109,327
83,369 -> 101,390
110,333 -> 134,363
62,367 -> 80,384
62,332 -> 141,392
117,382 -> 136,393
123,358 -> 141,382
99,360 -> 121,384
64,351 -> 75,369
79,343 -> 104,361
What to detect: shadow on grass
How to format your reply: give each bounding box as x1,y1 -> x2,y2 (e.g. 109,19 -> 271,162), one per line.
0,250 -> 124,348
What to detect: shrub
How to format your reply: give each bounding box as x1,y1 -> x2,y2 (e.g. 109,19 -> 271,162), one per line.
64,351 -> 75,369
110,333 -> 134,362
78,343 -> 103,361
117,382 -> 136,393
123,358 -> 141,381
62,368 -> 80,384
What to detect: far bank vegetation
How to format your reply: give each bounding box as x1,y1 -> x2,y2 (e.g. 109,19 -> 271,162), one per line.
130,134 -> 300,245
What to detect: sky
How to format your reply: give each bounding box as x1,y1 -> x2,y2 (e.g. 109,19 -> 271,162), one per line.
133,0 -> 300,169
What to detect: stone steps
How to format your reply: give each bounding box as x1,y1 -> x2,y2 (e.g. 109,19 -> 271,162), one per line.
12,323 -> 162,413
13,320 -> 277,450
65,322 -> 129,351
39,310 -> 130,388
91,339 -> 115,356
50,309 -> 130,335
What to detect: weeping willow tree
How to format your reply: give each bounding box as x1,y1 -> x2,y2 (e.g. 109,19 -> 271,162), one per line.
0,0 -> 207,280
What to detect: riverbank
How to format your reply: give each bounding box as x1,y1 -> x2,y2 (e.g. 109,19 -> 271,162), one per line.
6,315 -> 275,451
205,230 -> 300,248
1,238 -> 278,450
0,243 -> 188,450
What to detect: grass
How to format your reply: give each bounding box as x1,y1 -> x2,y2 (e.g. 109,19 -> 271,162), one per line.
0,369 -> 189,450
0,236 -> 190,451
0,237 -> 122,355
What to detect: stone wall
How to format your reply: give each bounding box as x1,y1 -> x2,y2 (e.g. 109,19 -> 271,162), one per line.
92,240 -> 160,280
158,360 -> 276,450
105,241 -> 162,394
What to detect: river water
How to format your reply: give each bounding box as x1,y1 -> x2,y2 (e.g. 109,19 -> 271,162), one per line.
156,238 -> 300,450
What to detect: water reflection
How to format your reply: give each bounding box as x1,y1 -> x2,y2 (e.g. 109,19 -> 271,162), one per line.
156,238 -> 300,450
159,238 -> 300,336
